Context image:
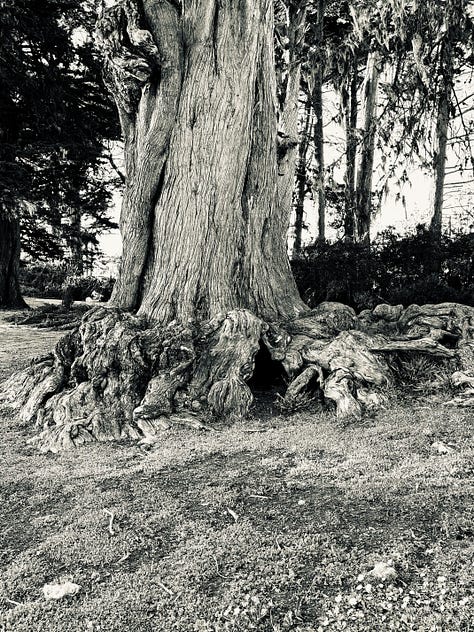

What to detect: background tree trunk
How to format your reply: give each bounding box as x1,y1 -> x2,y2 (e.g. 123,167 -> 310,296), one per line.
293,101 -> 311,258
430,40 -> 453,253
0,86 -> 26,310
67,207 -> 84,275
0,216 -> 26,309
355,51 -> 381,246
429,0 -> 463,251
311,0 -> 326,242
342,58 -> 358,241
275,0 -> 307,260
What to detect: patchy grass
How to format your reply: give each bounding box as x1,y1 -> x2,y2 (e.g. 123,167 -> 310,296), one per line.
1,314 -> 474,630
0,312 -> 62,382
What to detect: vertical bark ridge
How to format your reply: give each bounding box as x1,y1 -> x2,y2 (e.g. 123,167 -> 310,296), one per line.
243,6 -> 307,322
97,0 -> 183,311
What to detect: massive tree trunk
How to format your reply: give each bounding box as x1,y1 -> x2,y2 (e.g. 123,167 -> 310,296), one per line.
355,51 -> 381,245
3,1 -> 474,453
102,0 -> 305,324
0,216 -> 27,309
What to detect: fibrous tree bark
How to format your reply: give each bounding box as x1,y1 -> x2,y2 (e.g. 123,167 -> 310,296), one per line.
100,0 -> 306,324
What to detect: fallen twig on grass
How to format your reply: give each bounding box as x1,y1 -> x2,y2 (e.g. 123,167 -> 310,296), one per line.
103,508 -> 116,536
212,555 -> 231,579
157,581 -> 174,596
6,597 -> 22,607
226,507 -> 239,522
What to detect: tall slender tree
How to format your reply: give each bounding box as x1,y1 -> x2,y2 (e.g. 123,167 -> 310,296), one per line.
370,0 -> 474,246
355,50 -> 381,244
310,0 -> 326,242
342,57 -> 359,241
0,84 -> 26,308
293,99 -> 312,256
428,0 -> 470,245
275,0 -> 308,242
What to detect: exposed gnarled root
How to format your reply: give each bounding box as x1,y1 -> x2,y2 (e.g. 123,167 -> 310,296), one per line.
279,302 -> 473,418
193,310 -> 264,416
1,307 -> 265,451
3,300 -> 474,451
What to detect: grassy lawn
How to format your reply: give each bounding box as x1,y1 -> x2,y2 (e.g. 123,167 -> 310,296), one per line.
1,314 -> 474,631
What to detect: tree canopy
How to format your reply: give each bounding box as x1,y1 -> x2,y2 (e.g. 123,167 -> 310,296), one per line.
0,0 -> 120,264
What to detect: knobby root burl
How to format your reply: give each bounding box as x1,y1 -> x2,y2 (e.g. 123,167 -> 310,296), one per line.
1,302 -> 473,452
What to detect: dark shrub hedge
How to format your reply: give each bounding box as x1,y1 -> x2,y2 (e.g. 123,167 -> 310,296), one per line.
19,263 -> 115,302
292,227 -> 474,311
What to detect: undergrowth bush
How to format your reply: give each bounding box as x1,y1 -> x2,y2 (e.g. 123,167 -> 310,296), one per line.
19,263 -> 115,302
391,352 -> 458,395
292,227 -> 474,311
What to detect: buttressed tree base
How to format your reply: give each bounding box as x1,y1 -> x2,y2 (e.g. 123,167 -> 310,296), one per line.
2,1 -> 474,452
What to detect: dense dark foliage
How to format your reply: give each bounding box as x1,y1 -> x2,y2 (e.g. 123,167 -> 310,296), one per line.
19,263 -> 114,302
21,226 -> 474,310
292,227 -> 474,310
0,0 -> 120,262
